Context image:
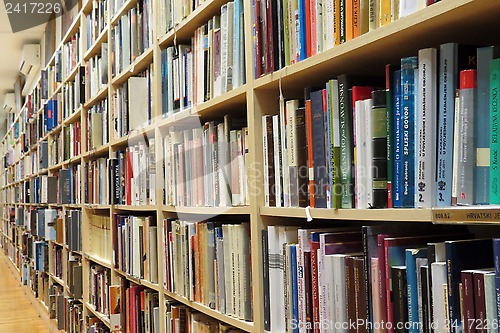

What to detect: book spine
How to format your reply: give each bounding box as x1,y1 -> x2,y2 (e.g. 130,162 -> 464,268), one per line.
339,76 -> 354,208
392,267 -> 408,333
386,65 -> 394,208
305,91 -> 315,207
452,90 -> 461,205
462,271 -> 476,333
491,60 -> 500,204
437,43 -> 457,207
400,57 -> 418,208
457,70 -> 477,205
416,48 -> 437,208
311,240 -> 320,333
493,239 -> 500,329
475,47 -> 495,204
291,245 -> 299,333
262,230 -> 271,331
393,70 -> 403,207
372,90 -> 388,208
474,273 -> 487,333
311,89 -> 328,208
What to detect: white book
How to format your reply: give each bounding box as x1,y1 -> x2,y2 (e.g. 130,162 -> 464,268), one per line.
364,98 -> 374,207
128,77 -> 149,131
399,0 -> 417,17
416,48 -> 438,208
431,262 -> 448,333
324,255 -> 337,333
369,0 -> 377,31
238,130 -> 246,207
316,0 -> 324,54
279,97 -> 290,207
149,138 -> 156,205
452,91 -> 460,204
297,229 -> 310,333
218,122 -> 231,207
222,224 -> 233,316
332,254 -> 348,333
263,116 -> 271,206
324,0 -> 335,49
273,115 -> 283,207
355,100 -> 367,208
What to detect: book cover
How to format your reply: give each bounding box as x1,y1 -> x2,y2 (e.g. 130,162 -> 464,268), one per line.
406,248 -> 427,333
372,89 -> 388,208
491,59 -> 500,204
392,69 -> 403,207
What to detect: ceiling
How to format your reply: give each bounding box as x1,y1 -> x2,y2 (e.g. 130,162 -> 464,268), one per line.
0,0 -> 46,132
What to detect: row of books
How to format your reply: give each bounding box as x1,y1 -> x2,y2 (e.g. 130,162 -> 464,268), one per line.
253,0 -> 440,77
86,98 -> 109,149
159,0 -> 206,34
112,214 -> 158,282
164,300 -> 246,332
85,44 -> 109,101
160,0 -> 246,116
163,118 -> 249,207
110,0 -> 153,76
17,167 -> 81,205
163,219 -> 252,321
86,0 -> 108,50
84,157 -> 109,205
60,32 -> 82,82
89,264 -> 111,317
62,121 -> 82,162
63,70 -> 85,117
111,71 -> 152,138
110,283 -> 160,333
262,223 -> 500,333
263,43 -> 500,209
110,140 -> 157,206
52,243 -> 64,279
87,213 -> 111,262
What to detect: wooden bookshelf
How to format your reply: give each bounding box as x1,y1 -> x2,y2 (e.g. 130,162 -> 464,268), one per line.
1,0 -> 500,332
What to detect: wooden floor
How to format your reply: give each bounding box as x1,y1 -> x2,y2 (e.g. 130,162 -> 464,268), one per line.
0,250 -> 51,333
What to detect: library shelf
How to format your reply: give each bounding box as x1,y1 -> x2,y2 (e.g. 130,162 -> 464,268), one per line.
114,269 -> 161,291
48,162 -> 65,172
253,0 -> 500,92
50,273 -> 66,288
164,289 -> 254,332
63,107 -> 82,126
50,122 -> 64,136
162,205 -> 252,215
83,27 -> 109,62
158,0 -> 231,48
83,204 -> 112,211
110,0 -> 140,26
113,122 -> 156,148
111,46 -> 154,87
83,84 -> 109,109
50,239 -> 68,248
114,204 -> 158,211
157,108 -> 195,129
81,0 -> 93,14
83,143 -> 111,159
84,253 -> 113,269
191,84 -> 248,119
84,302 -> 111,328
64,62 -> 83,85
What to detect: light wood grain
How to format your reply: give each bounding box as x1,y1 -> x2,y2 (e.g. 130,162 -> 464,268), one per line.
0,252 -> 50,333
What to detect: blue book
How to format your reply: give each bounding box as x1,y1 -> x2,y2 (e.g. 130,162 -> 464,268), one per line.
290,244 -> 299,333
233,0 -> 243,87
400,57 -> 418,208
298,0 -> 307,61
406,248 -> 427,333
476,46 -> 500,204
325,82 -> 333,208
311,90 -> 328,208
393,70 -> 403,207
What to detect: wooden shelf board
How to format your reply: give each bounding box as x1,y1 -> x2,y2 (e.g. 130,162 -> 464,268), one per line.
163,205 -> 251,215
85,302 -> 111,328
164,290 -> 254,332
84,253 -> 113,268
63,107 -> 82,126
114,269 -> 160,291
83,143 -> 111,159
114,204 -> 158,211
158,0 -> 228,48
260,206 -> 433,222
49,273 -> 65,287
83,204 -> 112,211
111,47 -> 154,87
110,0 -> 138,26
158,109 -> 196,130
83,27 -> 109,62
83,85 -> 109,109
63,60 -> 82,85
191,84 -> 247,119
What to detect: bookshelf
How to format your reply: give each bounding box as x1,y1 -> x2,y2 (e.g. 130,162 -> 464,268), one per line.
1,0 -> 500,332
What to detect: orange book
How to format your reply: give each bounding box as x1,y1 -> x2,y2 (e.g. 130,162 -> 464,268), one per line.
334,0 -> 341,45
353,0 -> 360,38
345,0 -> 354,42
305,90 -> 315,208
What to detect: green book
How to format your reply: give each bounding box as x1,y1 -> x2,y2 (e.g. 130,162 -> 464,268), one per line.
490,58 -> 500,203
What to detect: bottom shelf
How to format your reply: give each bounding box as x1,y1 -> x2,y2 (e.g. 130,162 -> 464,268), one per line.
164,290 -> 254,332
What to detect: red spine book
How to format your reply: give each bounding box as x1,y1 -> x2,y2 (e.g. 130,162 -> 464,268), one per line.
462,271 -> 476,333
305,0 -> 312,57
473,271 -> 489,333
253,0 -> 262,77
310,237 -> 320,333
266,0 -> 274,72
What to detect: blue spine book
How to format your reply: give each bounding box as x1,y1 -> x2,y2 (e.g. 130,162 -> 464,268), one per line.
290,244 -> 299,333
400,57 -> 418,208
476,46 -> 499,204
298,0 -> 307,61
437,43 -> 457,206
493,239 -> 500,327
406,248 -> 427,333
393,70 -> 403,207
233,0 -> 242,88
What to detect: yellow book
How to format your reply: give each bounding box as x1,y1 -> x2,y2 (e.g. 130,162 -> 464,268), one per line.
379,0 -> 391,26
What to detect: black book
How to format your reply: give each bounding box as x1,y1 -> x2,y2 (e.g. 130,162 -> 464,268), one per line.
262,230 -> 271,331
310,89 -> 328,208
371,89 -> 388,208
39,141 -> 48,170
108,158 -> 118,204
420,265 -> 431,333
59,169 -> 71,204
47,176 -> 58,204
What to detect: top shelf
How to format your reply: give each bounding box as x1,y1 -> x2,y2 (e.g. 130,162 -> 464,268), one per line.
253,0 -> 500,92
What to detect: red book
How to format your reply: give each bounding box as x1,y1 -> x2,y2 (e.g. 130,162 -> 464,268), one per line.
310,236 -> 321,333
253,0 -> 262,77
305,0 -> 312,57
461,271 -> 476,333
473,270 -> 492,333
125,147 -> 132,205
266,0 -> 274,72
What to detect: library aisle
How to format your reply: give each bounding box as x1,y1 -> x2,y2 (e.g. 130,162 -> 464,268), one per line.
0,250 -> 50,333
